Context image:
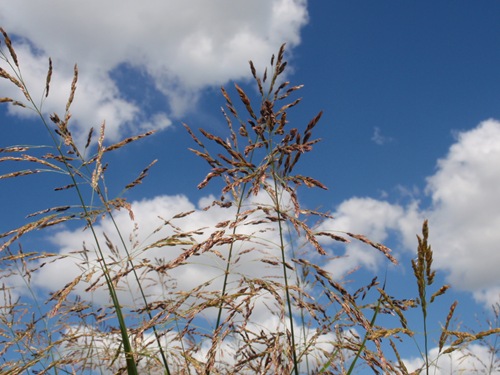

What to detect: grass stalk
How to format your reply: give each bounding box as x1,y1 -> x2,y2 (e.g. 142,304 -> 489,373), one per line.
0,30 -> 139,374
2,30 -> 499,374
411,220 -> 435,375
271,172 -> 299,375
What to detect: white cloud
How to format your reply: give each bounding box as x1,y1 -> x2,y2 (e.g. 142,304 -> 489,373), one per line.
0,0 -> 308,139
33,194 -> 210,304
424,119 -> 500,304
21,187 -> 346,372
56,118 -> 496,311
0,42 -> 142,144
317,197 -> 411,278
318,119 -> 500,307
30,188 -> 299,314
404,344 -> 500,374
59,316 -> 343,374
371,126 -> 394,145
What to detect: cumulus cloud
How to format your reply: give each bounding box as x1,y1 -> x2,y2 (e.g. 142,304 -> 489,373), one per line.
32,193 -> 220,305
29,187 -> 300,319
61,317 -> 343,374
21,186 -> 345,371
316,197 -> 415,278
318,119 -> 500,307
0,0 -> 308,140
33,118 -> 498,309
404,344 -> 500,374
424,120 -> 500,299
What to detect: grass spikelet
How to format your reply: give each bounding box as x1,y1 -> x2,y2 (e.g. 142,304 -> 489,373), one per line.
26,206 -> 71,218
3,98 -> 26,107
54,183 -> 76,191
0,67 -> 26,95
1,215 -> 58,251
249,60 -> 263,96
125,159 -> 158,190
315,231 -> 350,243
0,154 -> 64,172
0,169 -> 41,180
66,64 -> 78,112
0,28 -> 19,67
45,57 -> 52,98
234,83 -> 257,120
48,275 -> 83,317
430,284 -> 450,303
389,339 -> 410,375
277,84 -> 304,101
347,232 -> 398,264
84,126 -> 94,149
103,130 -> 155,153
439,300 -> 458,351
378,287 -> 410,330
91,121 -> 105,191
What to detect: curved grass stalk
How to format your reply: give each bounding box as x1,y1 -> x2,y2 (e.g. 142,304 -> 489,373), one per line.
345,276 -> 386,375
0,35 -> 139,374
191,44 -> 322,373
214,181 -> 250,332
270,171 -> 299,375
104,210 -> 172,375
286,220 -> 312,373
210,112 -> 262,371
2,248 -> 62,374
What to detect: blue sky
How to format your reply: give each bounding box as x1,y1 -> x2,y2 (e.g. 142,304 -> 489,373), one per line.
1,1 -> 500,373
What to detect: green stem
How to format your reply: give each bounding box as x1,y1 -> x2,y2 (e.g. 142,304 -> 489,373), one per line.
270,166 -> 298,375
346,274 -> 386,375
106,212 -> 172,375
19,75 -> 139,374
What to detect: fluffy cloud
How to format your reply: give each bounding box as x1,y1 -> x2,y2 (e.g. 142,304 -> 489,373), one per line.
424,120 -> 500,302
404,344 -> 500,374
29,188 -> 298,316
0,0 -> 308,140
27,119 -> 500,308
318,119 -> 500,306
61,317 -> 342,374
316,197 -> 416,279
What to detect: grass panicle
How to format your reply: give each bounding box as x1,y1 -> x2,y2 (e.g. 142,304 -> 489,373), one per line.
0,29 -> 498,374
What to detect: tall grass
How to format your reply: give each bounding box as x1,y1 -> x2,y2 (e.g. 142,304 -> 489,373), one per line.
1,28 -> 499,374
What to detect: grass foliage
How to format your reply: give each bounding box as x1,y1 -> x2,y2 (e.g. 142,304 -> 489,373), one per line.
1,28 -> 499,374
